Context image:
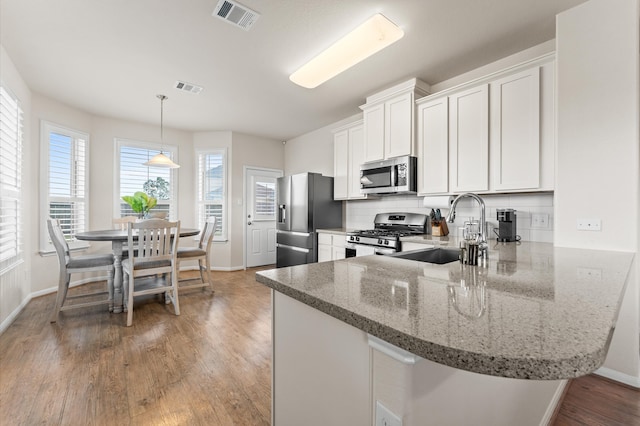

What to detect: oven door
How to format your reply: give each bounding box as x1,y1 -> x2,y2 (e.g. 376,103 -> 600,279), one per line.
346,242 -> 396,257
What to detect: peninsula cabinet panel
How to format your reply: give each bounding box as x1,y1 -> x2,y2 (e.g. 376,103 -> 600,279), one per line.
449,84 -> 489,192
417,96 -> 449,195
490,67 -> 541,191
363,103 -> 385,162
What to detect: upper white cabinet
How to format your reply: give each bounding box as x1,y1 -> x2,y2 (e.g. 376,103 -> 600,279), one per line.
417,56 -> 554,195
417,97 -> 449,195
333,120 -> 366,200
449,84 -> 490,193
490,68 -> 540,190
361,79 -> 430,163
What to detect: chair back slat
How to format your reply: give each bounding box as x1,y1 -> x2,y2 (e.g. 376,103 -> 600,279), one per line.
47,218 -> 70,266
200,216 -> 217,251
113,216 -> 137,230
127,219 -> 179,263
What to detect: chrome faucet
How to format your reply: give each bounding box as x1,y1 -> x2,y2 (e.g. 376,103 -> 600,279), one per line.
446,193 -> 488,261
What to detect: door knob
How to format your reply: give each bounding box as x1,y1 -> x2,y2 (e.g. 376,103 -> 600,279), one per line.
248,221 -> 252,225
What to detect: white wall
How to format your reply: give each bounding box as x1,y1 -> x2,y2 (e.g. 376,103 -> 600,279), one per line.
556,0 -> 640,385
0,45 -> 32,330
284,113 -> 362,177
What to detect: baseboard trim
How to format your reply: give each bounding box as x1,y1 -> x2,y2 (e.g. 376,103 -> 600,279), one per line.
0,294 -> 33,335
540,380 -> 568,426
595,366 -> 640,388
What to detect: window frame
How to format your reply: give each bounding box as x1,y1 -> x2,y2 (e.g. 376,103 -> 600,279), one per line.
196,148 -> 228,241
39,121 -> 90,253
114,138 -> 179,220
0,84 -> 24,272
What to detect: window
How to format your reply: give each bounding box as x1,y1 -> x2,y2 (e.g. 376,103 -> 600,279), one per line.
40,122 -> 89,252
116,139 -> 177,219
0,85 -> 23,270
197,149 -> 227,240
253,178 -> 276,220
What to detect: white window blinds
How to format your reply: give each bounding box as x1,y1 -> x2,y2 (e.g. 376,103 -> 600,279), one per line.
197,150 -> 226,240
41,122 -> 89,251
117,141 -> 176,219
0,86 -> 23,269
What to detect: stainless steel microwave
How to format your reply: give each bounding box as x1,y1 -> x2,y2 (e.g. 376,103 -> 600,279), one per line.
360,155 -> 417,195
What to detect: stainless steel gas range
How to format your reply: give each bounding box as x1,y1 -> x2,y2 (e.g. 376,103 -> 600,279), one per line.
345,212 -> 428,256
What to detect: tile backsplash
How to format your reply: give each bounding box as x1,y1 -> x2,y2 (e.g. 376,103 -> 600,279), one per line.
346,193 -> 554,243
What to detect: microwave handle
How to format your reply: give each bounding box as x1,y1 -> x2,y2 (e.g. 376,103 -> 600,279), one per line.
391,164 -> 397,187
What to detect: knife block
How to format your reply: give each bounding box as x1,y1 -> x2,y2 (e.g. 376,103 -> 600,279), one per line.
431,220 -> 449,236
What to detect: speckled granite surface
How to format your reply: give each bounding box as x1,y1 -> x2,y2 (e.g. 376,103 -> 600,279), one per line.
256,241 -> 634,380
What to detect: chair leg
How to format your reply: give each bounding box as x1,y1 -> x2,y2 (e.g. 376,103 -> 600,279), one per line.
107,268 -> 114,313
198,259 -> 206,285
205,257 -> 214,292
126,272 -> 134,327
171,269 -> 180,316
50,272 -> 70,323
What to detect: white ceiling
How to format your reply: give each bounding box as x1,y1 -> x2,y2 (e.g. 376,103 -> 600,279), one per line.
0,0 -> 585,141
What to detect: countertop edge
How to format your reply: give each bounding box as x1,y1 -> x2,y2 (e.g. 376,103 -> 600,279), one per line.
256,269 -> 609,380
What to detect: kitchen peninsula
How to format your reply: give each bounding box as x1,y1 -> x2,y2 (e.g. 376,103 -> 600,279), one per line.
256,240 -> 634,425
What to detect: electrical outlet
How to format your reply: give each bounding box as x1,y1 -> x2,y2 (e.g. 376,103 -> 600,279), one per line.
376,401 -> 402,426
531,213 -> 549,229
577,218 -> 601,231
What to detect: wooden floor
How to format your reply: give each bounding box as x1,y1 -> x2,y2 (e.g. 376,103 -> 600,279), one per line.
1,267 -> 639,425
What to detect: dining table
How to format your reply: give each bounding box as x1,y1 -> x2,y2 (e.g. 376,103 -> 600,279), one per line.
76,227 -> 200,313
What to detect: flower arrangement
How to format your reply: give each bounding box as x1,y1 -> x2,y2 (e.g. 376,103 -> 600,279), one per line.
121,191 -> 158,217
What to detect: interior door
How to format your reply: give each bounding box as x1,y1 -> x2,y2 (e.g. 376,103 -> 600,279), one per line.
246,168 -> 283,268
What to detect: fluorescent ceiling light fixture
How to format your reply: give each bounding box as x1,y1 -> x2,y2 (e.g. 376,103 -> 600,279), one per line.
289,13 -> 404,89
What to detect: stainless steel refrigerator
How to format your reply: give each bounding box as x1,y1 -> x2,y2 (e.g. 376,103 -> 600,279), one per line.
276,173 -> 343,268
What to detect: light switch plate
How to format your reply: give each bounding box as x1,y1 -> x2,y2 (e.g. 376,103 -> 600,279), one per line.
376,401 -> 402,426
577,218 -> 601,231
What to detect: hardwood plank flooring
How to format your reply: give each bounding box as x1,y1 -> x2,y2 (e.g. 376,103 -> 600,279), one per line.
2,266 -> 639,425
1,267 -> 273,426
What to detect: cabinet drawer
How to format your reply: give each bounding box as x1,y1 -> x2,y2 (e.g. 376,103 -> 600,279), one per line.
318,233 -> 332,245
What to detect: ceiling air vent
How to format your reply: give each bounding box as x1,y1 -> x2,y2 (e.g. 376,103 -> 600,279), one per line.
175,80 -> 204,94
213,0 -> 260,31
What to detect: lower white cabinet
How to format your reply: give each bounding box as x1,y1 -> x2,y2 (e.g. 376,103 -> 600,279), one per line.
317,232 -> 346,262
333,120 -> 366,200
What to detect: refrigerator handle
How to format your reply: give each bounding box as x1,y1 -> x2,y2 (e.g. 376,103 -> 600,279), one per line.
278,204 -> 286,224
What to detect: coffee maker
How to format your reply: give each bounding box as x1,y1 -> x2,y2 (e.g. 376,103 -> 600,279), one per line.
496,209 -> 518,242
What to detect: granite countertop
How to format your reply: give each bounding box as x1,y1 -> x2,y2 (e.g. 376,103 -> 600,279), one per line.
256,241 -> 634,380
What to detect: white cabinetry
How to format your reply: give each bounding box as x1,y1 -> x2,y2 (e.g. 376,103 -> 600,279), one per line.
449,84 -> 490,193
317,231 -> 346,262
417,97 -> 449,195
417,57 -> 554,195
333,120 -> 366,200
490,68 -> 540,190
361,79 -> 430,162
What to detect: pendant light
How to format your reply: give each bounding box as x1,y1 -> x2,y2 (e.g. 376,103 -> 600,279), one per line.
143,94 -> 180,168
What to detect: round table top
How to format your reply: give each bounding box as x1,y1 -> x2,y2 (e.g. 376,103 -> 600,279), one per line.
76,228 -> 200,241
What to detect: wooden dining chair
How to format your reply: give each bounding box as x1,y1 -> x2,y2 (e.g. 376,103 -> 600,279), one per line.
47,218 -> 115,322
112,216 -> 138,230
121,219 -> 181,326
177,216 -> 216,292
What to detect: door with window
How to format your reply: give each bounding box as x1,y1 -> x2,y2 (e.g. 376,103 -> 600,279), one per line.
245,168 -> 282,267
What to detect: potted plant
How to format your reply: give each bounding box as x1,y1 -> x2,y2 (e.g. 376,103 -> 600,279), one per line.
121,191 -> 158,218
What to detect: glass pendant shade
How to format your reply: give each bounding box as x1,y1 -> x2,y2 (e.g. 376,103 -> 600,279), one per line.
144,94 -> 180,168
143,152 -> 180,168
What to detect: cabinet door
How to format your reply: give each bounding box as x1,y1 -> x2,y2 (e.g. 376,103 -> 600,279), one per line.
490,68 -> 540,190
417,97 -> 449,194
363,104 -> 385,162
449,85 -> 489,192
348,125 -> 366,199
333,130 -> 349,200
318,244 -> 332,262
385,92 -> 413,159
332,246 -> 346,260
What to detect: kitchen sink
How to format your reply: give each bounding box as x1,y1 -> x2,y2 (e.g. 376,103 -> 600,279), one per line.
391,247 -> 460,265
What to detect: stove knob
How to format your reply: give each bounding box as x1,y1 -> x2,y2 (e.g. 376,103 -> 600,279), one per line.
384,240 -> 389,245
378,239 -> 383,245
356,236 -> 360,242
